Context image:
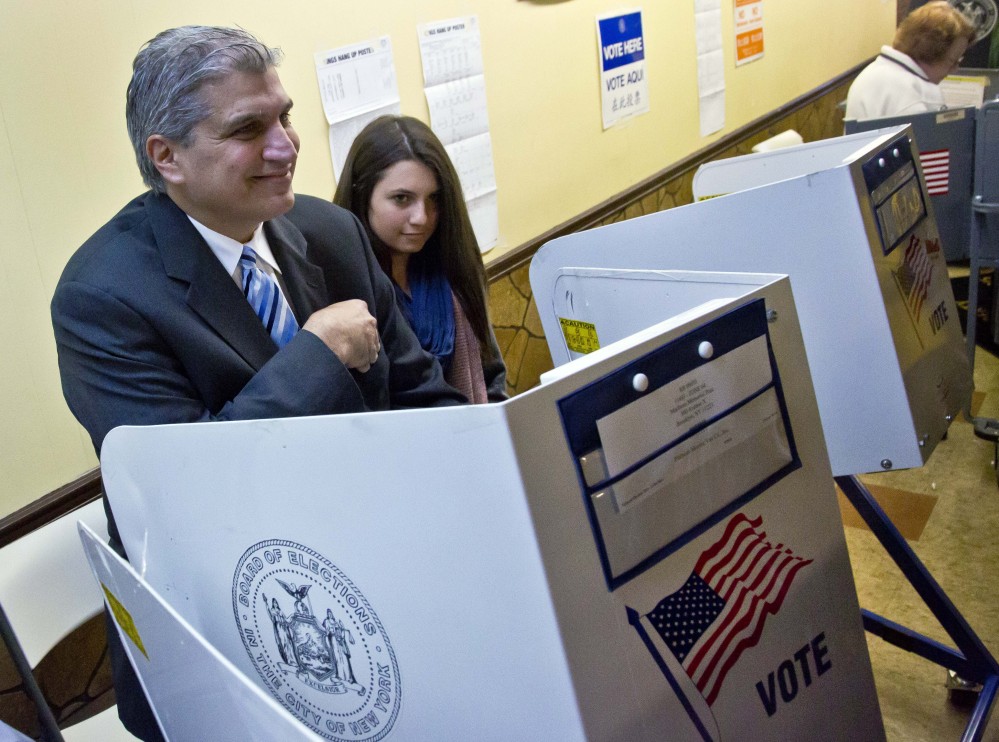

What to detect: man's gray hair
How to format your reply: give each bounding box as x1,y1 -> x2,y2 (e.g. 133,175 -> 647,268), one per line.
126,26 -> 284,193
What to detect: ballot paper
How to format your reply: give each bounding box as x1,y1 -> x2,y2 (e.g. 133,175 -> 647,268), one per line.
595,327 -> 793,526
940,75 -> 988,108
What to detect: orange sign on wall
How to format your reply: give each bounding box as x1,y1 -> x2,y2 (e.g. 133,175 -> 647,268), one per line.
735,0 -> 764,65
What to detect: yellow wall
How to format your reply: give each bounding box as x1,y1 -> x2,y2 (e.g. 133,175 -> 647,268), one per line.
0,0 -> 895,516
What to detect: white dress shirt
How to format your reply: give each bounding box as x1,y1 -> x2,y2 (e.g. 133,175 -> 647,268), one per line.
187,217 -> 293,300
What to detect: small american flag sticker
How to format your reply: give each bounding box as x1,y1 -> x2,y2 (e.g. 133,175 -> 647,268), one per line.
919,149 -> 950,196
896,235 -> 933,322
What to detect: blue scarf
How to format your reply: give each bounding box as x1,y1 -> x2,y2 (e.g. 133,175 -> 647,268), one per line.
394,259 -> 455,370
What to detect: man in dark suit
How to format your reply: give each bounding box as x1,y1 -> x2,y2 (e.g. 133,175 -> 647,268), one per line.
50,26 -> 464,740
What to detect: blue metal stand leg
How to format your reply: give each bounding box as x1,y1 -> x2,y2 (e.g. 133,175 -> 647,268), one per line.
836,475 -> 999,742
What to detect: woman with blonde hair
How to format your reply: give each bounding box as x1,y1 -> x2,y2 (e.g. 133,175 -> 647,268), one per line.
846,1 -> 976,120
334,115 -> 507,403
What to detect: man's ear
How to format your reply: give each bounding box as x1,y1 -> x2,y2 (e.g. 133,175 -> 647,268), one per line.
147,135 -> 184,185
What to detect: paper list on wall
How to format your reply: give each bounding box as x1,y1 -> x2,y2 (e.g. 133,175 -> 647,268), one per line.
694,0 -> 725,136
445,133 -> 498,251
314,37 -> 401,182
425,76 -> 490,146
418,16 -> 498,252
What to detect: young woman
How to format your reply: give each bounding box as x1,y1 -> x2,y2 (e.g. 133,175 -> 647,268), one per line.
334,115 -> 507,403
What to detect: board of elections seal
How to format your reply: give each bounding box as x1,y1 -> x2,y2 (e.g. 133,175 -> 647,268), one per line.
953,0 -> 997,43
233,540 -> 401,741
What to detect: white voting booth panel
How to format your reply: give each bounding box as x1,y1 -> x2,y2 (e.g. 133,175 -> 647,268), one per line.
77,523 -> 321,742
534,126 -> 971,476
100,274 -> 882,742
692,129 -> 897,200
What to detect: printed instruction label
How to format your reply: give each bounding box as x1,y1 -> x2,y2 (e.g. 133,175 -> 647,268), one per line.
560,317 -> 601,354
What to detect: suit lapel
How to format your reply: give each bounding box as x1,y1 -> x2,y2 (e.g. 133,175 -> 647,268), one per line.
265,214 -> 328,320
147,193 -> 278,370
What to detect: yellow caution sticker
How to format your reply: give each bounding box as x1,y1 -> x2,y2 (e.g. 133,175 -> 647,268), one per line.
559,317 -> 600,354
102,583 -> 149,659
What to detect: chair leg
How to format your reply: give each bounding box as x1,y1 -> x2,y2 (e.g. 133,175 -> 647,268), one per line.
0,602 -> 65,742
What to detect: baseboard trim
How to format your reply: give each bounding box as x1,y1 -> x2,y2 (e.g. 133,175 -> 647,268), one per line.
0,468 -> 102,548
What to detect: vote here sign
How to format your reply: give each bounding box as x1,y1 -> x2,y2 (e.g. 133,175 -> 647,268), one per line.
597,10 -> 650,129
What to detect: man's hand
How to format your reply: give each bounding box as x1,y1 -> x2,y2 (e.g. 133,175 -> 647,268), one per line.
302,299 -> 381,373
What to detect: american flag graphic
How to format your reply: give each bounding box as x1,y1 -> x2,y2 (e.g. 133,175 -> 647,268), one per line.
895,235 -> 933,321
635,513 -> 812,707
919,149 -> 950,196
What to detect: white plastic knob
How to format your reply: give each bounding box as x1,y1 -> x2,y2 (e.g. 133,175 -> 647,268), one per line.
632,373 -> 649,392
698,341 -> 714,359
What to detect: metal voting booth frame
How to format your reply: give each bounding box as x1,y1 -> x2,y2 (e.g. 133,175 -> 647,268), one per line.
531,125 -> 999,741
845,106 -> 976,263
846,99 -> 999,382
969,101 -> 999,363
693,127 -> 999,742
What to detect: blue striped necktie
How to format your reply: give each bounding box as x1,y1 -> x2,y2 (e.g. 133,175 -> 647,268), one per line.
239,246 -> 299,348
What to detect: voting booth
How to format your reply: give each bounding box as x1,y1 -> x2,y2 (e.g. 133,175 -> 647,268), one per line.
531,126 -> 998,740
963,99 -> 999,367
845,107 -> 976,262
97,273 -> 883,741
847,100 -> 999,370
534,126 -> 971,478
844,61 -> 999,266
972,99 -> 999,351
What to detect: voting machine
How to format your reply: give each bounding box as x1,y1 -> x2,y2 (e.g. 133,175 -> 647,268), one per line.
845,107 -> 976,262
530,124 -> 996,741
533,126 -> 972,478
98,272 -> 882,741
